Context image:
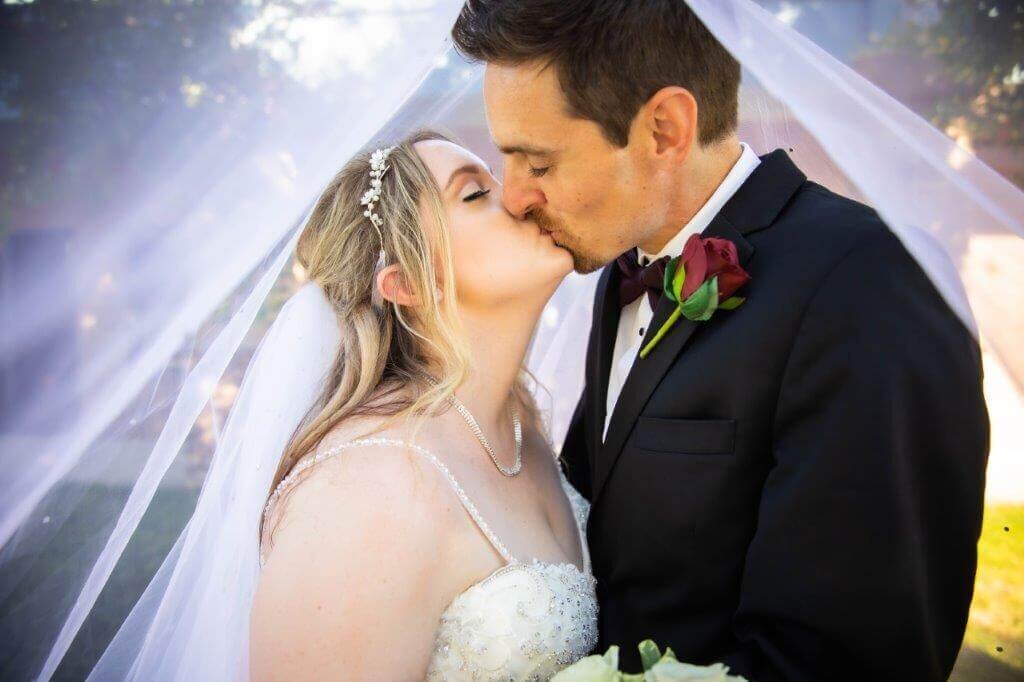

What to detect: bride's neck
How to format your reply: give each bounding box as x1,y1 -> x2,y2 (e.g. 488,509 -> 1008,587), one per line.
454,297 -> 544,432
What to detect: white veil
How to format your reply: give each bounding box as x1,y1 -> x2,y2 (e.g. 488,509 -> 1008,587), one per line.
1,1 -> 1021,680
88,281 -> 340,681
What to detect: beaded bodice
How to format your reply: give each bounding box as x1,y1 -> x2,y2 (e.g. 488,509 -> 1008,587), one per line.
259,437 -> 598,681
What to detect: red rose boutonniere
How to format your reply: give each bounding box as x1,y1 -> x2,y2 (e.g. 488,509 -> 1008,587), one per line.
639,234 -> 751,359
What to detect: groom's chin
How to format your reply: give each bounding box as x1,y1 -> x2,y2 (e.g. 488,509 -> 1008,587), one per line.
534,217 -> 602,274
570,250 -> 609,275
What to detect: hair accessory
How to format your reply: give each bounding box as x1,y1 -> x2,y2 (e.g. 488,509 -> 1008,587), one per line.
361,147 -> 394,264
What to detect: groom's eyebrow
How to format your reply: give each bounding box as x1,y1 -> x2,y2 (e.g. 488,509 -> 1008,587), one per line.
498,143 -> 555,157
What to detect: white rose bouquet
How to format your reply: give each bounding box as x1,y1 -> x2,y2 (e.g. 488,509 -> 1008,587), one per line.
552,640 -> 747,682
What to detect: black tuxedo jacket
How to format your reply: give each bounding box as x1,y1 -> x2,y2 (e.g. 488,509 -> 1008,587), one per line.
561,150 -> 989,680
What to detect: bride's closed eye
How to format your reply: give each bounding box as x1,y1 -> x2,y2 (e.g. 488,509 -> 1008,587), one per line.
463,187 -> 491,202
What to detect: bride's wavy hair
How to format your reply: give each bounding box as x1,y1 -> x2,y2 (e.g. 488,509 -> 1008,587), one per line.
263,129 -> 539,539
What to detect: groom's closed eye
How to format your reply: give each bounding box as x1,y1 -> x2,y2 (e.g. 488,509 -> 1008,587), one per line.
496,143 -> 558,177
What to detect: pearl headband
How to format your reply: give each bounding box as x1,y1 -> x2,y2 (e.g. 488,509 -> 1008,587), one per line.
360,146 -> 394,269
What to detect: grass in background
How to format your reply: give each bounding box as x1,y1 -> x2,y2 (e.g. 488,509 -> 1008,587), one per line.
952,504 -> 1024,681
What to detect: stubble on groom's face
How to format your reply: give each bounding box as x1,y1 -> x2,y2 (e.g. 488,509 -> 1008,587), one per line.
528,206 -> 606,274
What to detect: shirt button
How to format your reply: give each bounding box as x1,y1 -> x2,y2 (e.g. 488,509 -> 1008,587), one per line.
639,328 -> 645,336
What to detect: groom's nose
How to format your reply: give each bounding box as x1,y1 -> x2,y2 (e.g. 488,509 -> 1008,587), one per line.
501,167 -> 545,220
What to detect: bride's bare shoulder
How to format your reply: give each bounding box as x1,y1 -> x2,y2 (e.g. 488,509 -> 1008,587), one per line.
250,418 -> 460,679
261,418 -> 456,562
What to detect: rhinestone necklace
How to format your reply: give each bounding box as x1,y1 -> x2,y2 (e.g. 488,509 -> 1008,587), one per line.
447,392 -> 523,477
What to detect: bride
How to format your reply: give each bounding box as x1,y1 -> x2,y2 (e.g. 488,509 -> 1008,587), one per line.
248,130 -> 598,680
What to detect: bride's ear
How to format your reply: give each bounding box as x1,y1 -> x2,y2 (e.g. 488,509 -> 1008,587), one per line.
375,264 -> 421,307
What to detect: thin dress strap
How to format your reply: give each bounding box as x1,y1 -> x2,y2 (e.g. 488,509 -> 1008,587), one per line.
260,437 -> 516,566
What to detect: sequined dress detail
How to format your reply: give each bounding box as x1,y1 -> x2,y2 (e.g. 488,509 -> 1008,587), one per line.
260,438 -> 598,681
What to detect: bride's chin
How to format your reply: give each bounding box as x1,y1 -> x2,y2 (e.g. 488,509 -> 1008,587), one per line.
555,250 -> 575,276
540,248 -> 574,280
545,252 -> 576,286
522,253 -> 573,295
539,234 -> 575,272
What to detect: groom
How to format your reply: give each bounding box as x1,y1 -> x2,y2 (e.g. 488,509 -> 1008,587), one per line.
453,1 -> 989,680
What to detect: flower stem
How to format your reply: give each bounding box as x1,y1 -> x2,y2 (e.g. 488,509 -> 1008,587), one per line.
639,307 -> 682,359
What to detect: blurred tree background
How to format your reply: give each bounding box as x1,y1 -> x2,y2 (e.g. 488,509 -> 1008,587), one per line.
889,0 -> 1023,182
1,0 -> 269,239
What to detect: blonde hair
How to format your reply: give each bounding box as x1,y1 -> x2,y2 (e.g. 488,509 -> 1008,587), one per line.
262,130 -> 539,541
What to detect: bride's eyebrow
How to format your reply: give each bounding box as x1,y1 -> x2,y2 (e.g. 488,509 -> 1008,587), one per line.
444,163 -> 490,191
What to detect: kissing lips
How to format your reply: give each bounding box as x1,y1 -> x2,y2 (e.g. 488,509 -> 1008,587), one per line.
540,227 -> 561,248
538,224 -> 558,244
531,212 -> 570,253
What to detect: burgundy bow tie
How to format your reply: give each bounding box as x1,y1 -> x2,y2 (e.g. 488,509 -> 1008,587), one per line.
616,250 -> 670,309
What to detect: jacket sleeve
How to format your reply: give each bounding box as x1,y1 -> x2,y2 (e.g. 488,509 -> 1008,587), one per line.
721,229 -> 989,681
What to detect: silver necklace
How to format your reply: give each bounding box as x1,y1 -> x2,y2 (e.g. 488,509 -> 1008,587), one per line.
448,393 -> 523,477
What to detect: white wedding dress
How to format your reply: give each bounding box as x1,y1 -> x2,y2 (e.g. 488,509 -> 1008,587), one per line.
259,437 -> 599,681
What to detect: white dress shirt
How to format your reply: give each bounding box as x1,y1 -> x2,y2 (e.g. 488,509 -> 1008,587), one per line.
603,143 -> 761,441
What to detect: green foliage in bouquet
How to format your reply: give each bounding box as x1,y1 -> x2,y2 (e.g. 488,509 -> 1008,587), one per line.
551,640 -> 747,681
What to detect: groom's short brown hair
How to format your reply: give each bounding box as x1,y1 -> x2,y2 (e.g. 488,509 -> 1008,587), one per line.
452,0 -> 740,147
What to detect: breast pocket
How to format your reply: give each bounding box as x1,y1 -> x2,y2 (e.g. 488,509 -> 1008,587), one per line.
634,417 -> 736,456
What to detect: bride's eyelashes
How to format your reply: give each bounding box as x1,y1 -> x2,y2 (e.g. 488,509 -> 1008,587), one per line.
463,187 -> 491,202
528,166 -> 550,178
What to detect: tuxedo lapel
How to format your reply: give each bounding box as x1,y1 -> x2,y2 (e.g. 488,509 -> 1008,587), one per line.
585,264 -> 622,474
590,148 -> 806,504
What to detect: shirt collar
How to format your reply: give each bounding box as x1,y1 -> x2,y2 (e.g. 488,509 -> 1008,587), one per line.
638,142 -> 761,264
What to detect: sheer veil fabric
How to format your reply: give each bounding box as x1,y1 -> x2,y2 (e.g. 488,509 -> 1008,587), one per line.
0,1 -> 1020,679
90,281 -> 340,680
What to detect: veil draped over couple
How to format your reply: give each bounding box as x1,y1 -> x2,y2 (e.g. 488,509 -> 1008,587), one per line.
6,0 -> 1024,680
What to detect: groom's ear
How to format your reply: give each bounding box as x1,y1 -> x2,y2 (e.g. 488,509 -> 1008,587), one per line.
375,264 -> 422,307
640,86 -> 699,164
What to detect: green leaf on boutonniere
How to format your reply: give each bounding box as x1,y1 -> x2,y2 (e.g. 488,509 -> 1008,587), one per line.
641,270 -> 746,359
663,257 -> 685,304
638,279 -> 715,360
679,276 -> 719,322
719,296 -> 745,311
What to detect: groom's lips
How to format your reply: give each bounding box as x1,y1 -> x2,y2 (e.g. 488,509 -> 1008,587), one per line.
540,226 -> 562,247
531,212 -> 567,249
